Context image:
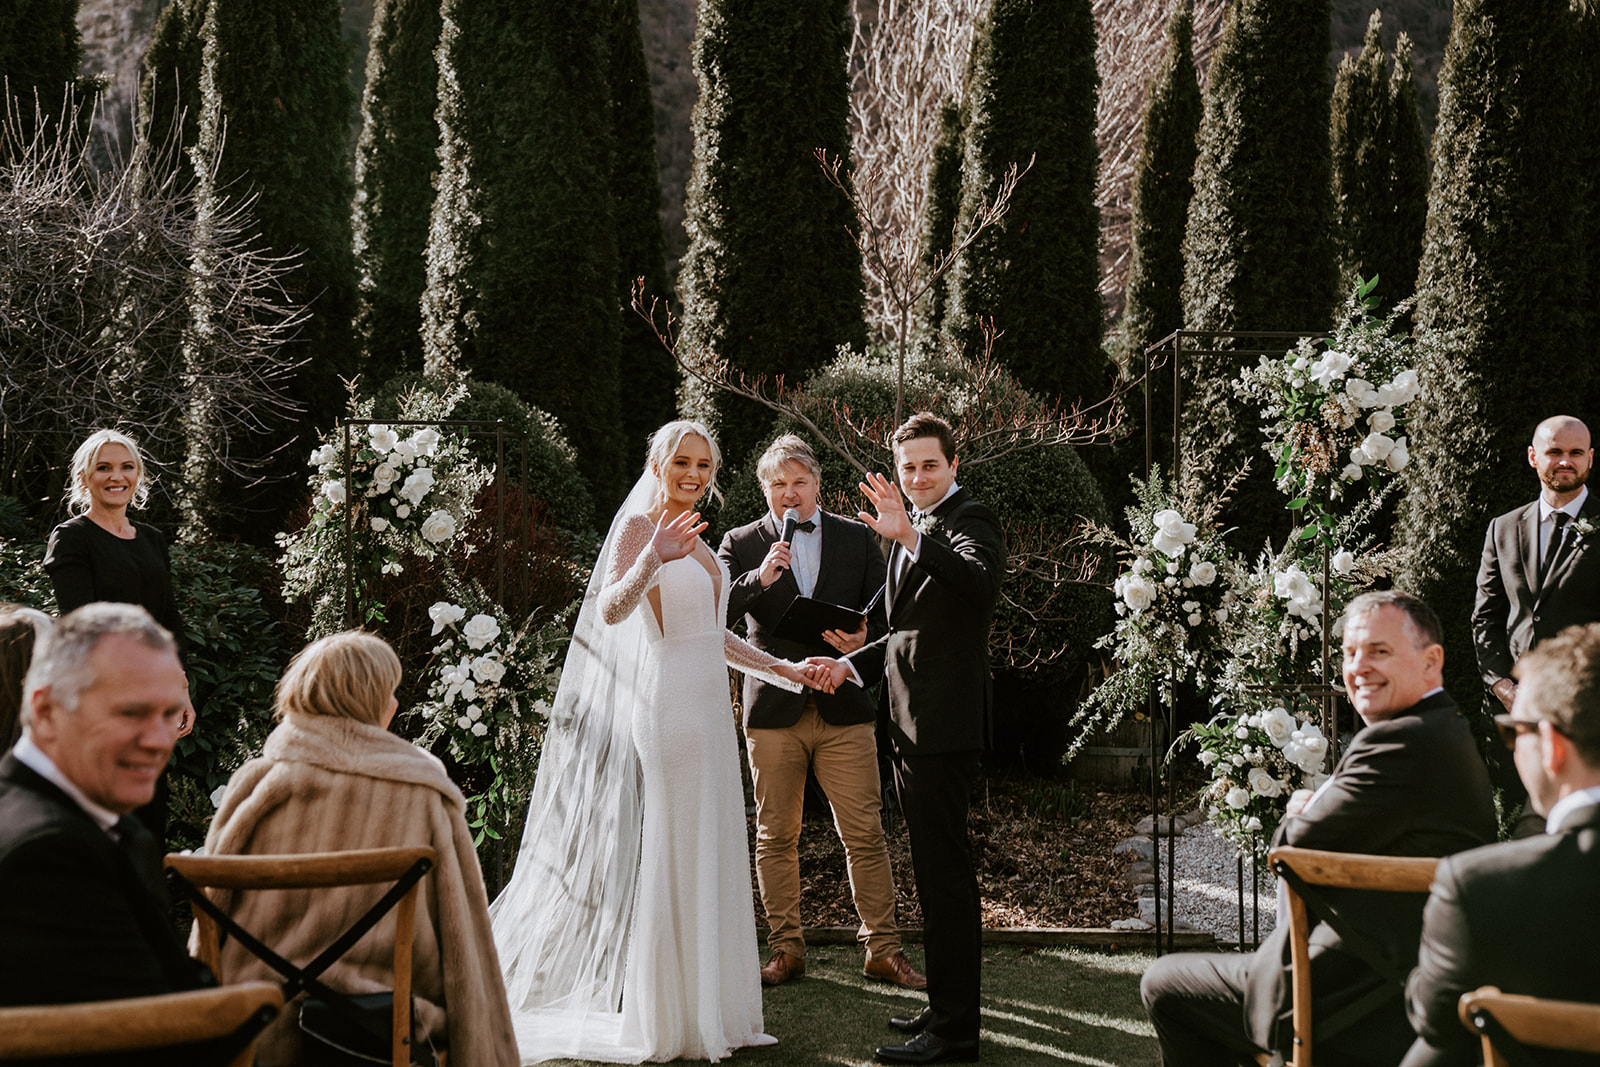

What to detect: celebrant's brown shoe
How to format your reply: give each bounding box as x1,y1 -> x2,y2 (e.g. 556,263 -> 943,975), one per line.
864,951 -> 928,990
760,950 -> 805,986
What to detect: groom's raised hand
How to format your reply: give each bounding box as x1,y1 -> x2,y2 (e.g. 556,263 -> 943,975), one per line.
858,471 -> 915,549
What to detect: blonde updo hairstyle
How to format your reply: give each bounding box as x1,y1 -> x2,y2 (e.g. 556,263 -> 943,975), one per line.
66,429 -> 152,514
646,419 -> 723,509
274,631 -> 402,726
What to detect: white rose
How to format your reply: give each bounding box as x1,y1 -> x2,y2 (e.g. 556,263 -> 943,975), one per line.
1166,561 -> 1180,575
1183,600 -> 1200,613
1244,816 -> 1264,832
1231,754 -> 1246,766
1115,573 -> 1158,614
421,509 -> 456,544
1379,368 -> 1420,407
1235,725 -> 1250,740
1350,444 -> 1374,467
372,462 -> 400,490
1198,750 -> 1219,766
321,480 -> 346,505
1367,409 -> 1397,434
471,721 -> 489,737
429,602 -> 467,636
462,613 -> 502,650
1359,431 -> 1395,462
392,439 -> 418,463
456,715 -> 472,730
370,517 -> 390,533
410,428 -> 441,456
1151,509 -> 1197,557
472,656 -> 506,684
1187,612 -> 1203,626
311,444 -> 338,467
1331,549 -> 1355,576
1189,560 -> 1217,586
1308,350 -> 1353,388
396,504 -> 411,519
1261,706 -> 1297,746
1225,787 -> 1251,810
1340,462 -> 1364,482
465,703 -> 483,721
369,425 -> 400,453
400,468 -> 435,506
1386,436 -> 1410,472
1344,377 -> 1379,408
1248,767 -> 1282,797
1274,566 -> 1322,620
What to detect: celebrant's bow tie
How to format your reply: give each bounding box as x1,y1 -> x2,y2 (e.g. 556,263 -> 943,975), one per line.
794,519 -> 817,533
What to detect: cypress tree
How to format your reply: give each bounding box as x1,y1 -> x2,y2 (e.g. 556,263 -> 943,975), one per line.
423,0 -> 625,505
1179,0 -> 1335,544
202,0 -> 357,434
0,0 -> 86,145
137,0 -> 202,175
914,93 -> 967,352
676,0 -> 865,467
351,0 -> 441,386
1381,33 -> 1428,309
1117,0 -> 1201,406
1395,0 -> 1588,711
609,0 -> 675,471
1329,12 -> 1390,296
942,0 -> 1105,408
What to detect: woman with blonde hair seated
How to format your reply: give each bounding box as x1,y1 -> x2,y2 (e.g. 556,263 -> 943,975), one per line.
203,630 -> 517,1066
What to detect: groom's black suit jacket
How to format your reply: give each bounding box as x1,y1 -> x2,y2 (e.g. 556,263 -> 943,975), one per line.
1473,492 -> 1600,688
719,510 -> 888,729
847,487 -> 1005,754
0,753 -> 209,1009
1403,801 -> 1600,1066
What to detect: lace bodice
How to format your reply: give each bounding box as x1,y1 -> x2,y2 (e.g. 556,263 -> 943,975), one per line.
599,514 -> 801,688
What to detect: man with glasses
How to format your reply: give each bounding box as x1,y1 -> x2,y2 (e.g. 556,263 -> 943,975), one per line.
1142,591 -> 1496,1067
1403,622 -> 1600,1066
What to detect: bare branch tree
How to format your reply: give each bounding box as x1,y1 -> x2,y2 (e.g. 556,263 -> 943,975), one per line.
0,92 -> 308,531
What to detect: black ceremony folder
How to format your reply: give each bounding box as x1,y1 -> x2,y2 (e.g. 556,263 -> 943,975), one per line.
772,596 -> 868,646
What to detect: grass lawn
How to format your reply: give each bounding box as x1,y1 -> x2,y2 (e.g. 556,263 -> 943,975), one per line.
542,944 -> 1157,1066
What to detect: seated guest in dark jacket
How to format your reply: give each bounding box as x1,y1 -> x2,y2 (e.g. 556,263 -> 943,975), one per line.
1142,591 -> 1497,1067
1403,622 -> 1600,1066
0,602 -> 209,1009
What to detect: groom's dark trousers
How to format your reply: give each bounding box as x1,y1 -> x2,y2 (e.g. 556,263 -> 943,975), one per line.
848,487 -> 1004,1044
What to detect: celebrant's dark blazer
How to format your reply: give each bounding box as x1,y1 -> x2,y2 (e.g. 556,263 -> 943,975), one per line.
1402,800 -> 1600,1067
718,510 -> 887,729
1473,493 -> 1600,688
1242,691 -> 1497,1060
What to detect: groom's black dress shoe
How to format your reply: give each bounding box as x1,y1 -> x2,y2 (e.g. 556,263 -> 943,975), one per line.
888,1007 -> 934,1034
874,1031 -> 979,1064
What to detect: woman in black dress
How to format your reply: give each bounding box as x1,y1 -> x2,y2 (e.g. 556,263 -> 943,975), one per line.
44,429 -> 193,834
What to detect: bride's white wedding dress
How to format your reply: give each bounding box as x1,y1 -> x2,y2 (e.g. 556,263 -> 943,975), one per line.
492,511 -> 796,1064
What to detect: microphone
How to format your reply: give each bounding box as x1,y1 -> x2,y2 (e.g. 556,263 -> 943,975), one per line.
781,508 -> 800,545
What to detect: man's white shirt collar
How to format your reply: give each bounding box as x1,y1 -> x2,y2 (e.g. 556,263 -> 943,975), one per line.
13,733 -> 121,832
1545,783 -> 1600,834
1539,485 -> 1588,522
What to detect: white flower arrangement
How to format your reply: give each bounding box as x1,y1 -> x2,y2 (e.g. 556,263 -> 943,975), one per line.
1191,704 -> 1331,849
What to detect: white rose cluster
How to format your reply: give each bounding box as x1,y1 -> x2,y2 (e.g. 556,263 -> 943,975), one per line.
1273,565 -> 1323,622
1150,509 -> 1197,557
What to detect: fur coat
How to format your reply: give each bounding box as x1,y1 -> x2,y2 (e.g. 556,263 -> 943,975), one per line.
201,712 -> 518,1066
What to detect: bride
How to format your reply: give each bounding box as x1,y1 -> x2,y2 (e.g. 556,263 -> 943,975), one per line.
491,420 -> 817,1063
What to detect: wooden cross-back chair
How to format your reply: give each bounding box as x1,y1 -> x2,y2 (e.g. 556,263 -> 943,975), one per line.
165,846 -> 437,1067
1254,845 -> 1439,1067
0,981 -> 282,1065
1459,986 -> 1600,1067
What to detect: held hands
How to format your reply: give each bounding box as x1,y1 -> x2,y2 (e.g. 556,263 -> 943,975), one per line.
776,661 -> 826,691
758,539 -> 793,588
821,618 -> 868,655
650,509 -> 708,563
857,472 -> 915,548
801,656 -> 852,695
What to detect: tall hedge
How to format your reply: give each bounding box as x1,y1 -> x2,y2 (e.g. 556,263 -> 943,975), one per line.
1383,34 -> 1428,309
1330,14 -> 1390,295
609,0 -> 675,472
137,0 -> 202,176
1395,0 -> 1589,712
422,0 -> 625,506
914,93 -> 967,352
675,0 -> 865,467
0,0 -> 86,146
942,0 -> 1105,409
1179,0 -> 1335,546
1572,0 -> 1600,366
351,0 -> 441,386
1115,0 -> 1201,492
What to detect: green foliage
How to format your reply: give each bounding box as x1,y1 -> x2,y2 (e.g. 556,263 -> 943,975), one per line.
609,0 -> 676,475
676,0 -> 866,467
0,527 -> 49,608
1571,0 -> 1600,373
1180,0 -> 1337,552
1028,779 -> 1090,824
136,0 -> 202,181
422,0 -> 625,507
352,0 -> 442,385
0,0 -> 89,150
1395,0 -> 1592,710
915,94 -> 967,350
1383,35 -> 1429,309
373,373 -> 595,534
943,0 -> 1106,409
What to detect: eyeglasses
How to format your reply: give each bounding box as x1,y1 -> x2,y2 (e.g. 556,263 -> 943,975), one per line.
1493,713 -> 1571,750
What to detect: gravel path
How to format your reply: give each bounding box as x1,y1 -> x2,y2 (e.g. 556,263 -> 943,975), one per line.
1127,822 -> 1279,947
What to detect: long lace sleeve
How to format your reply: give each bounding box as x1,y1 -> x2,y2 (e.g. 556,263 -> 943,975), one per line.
723,630 -> 804,692
598,515 -> 662,625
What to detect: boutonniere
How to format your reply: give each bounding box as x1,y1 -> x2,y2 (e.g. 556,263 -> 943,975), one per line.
1571,516 -> 1597,539
912,512 -> 941,537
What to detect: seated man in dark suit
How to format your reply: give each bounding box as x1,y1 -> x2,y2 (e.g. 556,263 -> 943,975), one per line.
0,602 -> 209,1009
1403,622 -> 1600,1066
1141,591 -> 1497,1066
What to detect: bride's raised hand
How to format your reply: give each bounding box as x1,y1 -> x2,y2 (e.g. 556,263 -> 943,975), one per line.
650,509 -> 707,563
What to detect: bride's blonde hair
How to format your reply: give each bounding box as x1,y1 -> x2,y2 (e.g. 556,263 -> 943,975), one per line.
645,420 -> 723,509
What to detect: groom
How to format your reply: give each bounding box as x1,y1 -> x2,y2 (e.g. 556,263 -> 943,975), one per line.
809,413 -> 1005,1065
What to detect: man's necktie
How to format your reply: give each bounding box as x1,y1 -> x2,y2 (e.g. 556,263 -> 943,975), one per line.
113,814 -> 169,905
1542,512 -> 1572,589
